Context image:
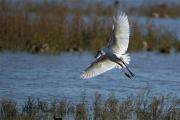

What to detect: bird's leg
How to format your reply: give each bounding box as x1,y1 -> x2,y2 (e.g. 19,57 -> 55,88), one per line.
117,58 -> 134,77
121,60 -> 134,77
115,62 -> 132,79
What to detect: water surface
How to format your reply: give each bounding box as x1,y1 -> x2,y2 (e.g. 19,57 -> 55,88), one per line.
0,52 -> 180,103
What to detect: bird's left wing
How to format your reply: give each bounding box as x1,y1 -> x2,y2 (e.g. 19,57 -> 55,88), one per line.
81,55 -> 116,79
108,12 -> 130,55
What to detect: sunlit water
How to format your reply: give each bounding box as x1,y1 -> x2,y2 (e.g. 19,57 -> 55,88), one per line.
0,52 -> 180,103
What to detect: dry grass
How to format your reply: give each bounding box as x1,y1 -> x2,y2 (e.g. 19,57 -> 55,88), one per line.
129,4 -> 180,18
0,0 -> 179,54
0,92 -> 179,120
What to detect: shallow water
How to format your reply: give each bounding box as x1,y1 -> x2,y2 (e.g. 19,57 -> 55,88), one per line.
0,52 -> 180,103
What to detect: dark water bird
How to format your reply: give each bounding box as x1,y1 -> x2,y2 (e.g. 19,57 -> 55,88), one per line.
81,12 -> 134,79
53,115 -> 62,120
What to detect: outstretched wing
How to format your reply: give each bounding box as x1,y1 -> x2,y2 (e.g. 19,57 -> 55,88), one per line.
108,12 -> 130,55
81,55 -> 116,79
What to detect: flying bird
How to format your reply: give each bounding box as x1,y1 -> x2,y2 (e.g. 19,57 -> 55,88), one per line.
81,12 -> 134,79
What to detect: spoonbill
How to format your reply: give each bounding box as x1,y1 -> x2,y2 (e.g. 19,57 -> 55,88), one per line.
81,12 -> 134,79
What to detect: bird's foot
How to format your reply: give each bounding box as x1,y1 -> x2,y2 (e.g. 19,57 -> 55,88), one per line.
125,73 -> 132,79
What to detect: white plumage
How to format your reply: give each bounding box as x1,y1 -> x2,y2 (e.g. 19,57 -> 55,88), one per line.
110,12 -> 130,56
81,12 -> 133,79
81,55 -> 117,79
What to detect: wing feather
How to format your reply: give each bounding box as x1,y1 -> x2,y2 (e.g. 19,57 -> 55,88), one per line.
108,12 -> 130,55
81,55 -> 116,79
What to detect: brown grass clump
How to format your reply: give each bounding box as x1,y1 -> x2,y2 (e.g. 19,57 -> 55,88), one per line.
0,92 -> 179,120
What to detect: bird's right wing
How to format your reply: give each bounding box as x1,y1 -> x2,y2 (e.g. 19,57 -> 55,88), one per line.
81,55 -> 117,79
108,12 -> 130,56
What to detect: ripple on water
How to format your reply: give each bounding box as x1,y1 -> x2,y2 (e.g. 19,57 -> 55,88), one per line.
0,52 -> 180,103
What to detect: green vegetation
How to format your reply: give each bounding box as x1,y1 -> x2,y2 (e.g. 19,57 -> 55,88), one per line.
0,93 -> 179,120
0,0 -> 179,54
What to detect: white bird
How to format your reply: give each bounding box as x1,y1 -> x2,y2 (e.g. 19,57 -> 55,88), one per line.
81,12 -> 134,79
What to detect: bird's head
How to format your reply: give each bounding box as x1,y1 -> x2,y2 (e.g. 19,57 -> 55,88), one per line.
94,50 -> 105,58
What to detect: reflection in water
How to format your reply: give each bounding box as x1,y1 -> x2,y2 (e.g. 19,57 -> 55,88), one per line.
0,52 -> 180,103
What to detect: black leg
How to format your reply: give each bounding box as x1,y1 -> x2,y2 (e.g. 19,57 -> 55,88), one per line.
123,63 -> 134,77
116,62 -> 132,79
125,72 -> 132,79
117,58 -> 134,77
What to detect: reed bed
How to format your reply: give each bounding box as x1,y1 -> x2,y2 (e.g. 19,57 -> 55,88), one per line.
129,4 -> 180,18
0,0 -> 179,54
0,93 -> 179,120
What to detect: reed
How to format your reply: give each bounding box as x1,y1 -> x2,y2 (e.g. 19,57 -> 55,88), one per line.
129,4 -> 180,18
0,92 -> 179,120
0,0 -> 179,54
